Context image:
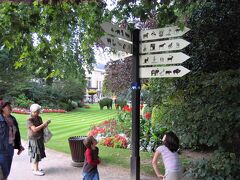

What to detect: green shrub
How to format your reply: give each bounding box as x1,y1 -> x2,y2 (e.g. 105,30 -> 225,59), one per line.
185,150 -> 240,179
168,71 -> 239,150
14,94 -> 34,108
99,98 -> 112,110
70,101 -> 78,108
58,101 -> 75,111
78,100 -> 84,108
115,99 -> 127,109
151,105 -> 167,128
115,108 -> 132,138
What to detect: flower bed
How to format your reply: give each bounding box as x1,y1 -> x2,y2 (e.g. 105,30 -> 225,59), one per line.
87,106 -> 158,151
12,108 -> 29,114
87,119 -> 129,149
99,134 -> 128,148
42,109 -> 67,113
12,107 -> 67,114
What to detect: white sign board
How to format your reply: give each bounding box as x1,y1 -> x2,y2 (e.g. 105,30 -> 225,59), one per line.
139,52 -> 190,66
140,66 -> 190,78
109,51 -> 132,61
140,26 -> 190,41
101,22 -> 132,41
140,39 -> 190,54
101,35 -> 132,54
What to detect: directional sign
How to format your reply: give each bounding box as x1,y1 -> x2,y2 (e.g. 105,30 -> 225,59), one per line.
139,52 -> 190,66
140,26 -> 190,41
140,66 -> 190,78
140,39 -> 190,54
109,51 -> 132,61
101,35 -> 132,54
101,22 -> 132,41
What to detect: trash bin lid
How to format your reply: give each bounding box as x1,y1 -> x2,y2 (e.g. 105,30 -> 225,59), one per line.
68,136 -> 87,141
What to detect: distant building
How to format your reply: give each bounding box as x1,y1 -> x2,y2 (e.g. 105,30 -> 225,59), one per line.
85,63 -> 105,102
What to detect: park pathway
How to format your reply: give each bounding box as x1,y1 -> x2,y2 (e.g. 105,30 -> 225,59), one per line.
9,142 -> 157,180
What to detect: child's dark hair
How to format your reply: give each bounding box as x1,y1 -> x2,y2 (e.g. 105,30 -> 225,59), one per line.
83,136 -> 97,148
163,131 -> 179,152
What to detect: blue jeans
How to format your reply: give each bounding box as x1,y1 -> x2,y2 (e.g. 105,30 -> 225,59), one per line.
82,169 -> 100,180
0,144 -> 14,178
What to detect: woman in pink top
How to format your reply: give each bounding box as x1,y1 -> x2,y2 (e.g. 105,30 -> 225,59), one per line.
152,131 -> 182,180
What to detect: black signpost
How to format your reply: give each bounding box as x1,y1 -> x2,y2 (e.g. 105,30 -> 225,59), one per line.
130,29 -> 140,180
101,21 -> 190,180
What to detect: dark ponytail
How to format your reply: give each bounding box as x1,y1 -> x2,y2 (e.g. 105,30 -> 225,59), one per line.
163,131 -> 179,152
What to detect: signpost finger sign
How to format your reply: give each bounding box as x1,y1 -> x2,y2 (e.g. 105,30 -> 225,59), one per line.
140,66 -> 190,78
140,39 -> 190,54
139,52 -> 190,65
101,35 -> 132,54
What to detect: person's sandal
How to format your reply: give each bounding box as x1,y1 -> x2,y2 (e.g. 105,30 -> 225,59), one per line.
33,170 -> 45,176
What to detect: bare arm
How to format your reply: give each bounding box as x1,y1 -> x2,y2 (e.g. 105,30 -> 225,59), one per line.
152,151 -> 164,179
30,122 -> 48,133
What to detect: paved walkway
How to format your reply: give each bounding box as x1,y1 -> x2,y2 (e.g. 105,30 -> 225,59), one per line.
9,144 -> 157,180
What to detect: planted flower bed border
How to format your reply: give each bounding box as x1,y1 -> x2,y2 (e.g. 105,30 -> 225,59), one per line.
12,107 -> 67,114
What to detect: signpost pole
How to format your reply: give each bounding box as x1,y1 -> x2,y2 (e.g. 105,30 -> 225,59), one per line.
131,29 -> 140,180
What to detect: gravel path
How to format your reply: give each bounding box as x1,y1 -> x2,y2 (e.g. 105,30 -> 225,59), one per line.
9,144 -> 157,180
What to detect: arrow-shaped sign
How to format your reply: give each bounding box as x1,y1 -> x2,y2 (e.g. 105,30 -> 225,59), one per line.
140,66 -> 190,78
101,22 -> 132,41
101,35 -> 132,54
140,39 -> 190,54
139,52 -> 190,66
109,51 -> 132,61
140,26 -> 190,41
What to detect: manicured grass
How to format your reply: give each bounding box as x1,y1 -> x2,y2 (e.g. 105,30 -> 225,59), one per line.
14,104 -> 117,141
13,103 -> 187,176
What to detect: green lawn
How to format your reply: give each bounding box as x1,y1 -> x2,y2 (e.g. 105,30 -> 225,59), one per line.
13,103 -> 184,176
14,104 -> 117,152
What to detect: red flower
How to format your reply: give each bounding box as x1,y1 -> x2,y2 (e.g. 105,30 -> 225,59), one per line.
103,137 -> 114,147
144,112 -> 151,120
114,134 -> 127,148
123,105 -> 132,113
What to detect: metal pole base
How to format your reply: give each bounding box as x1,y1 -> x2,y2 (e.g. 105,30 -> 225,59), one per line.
130,156 -> 140,180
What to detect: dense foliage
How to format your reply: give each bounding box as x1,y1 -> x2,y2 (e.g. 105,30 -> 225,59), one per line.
149,1 -> 240,150
146,1 -> 240,178
185,150 -> 240,179
103,57 -> 133,95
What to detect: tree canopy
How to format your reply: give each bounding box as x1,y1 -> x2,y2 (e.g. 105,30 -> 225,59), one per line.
0,1 -> 106,83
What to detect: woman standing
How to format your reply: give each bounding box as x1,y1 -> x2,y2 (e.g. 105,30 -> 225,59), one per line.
27,104 -> 50,176
0,101 -> 24,180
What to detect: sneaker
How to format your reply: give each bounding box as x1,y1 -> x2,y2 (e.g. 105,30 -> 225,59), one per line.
33,170 -> 45,176
32,169 -> 45,172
